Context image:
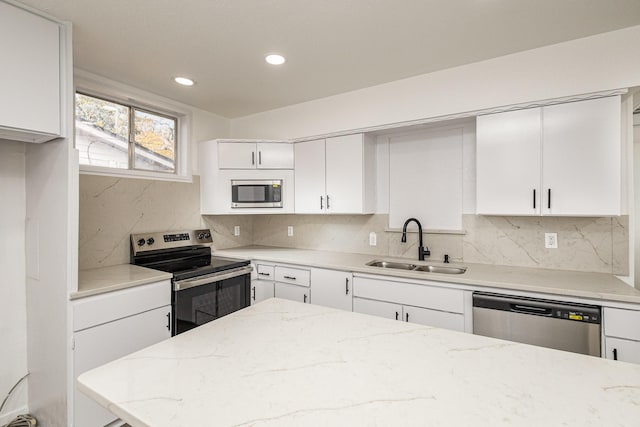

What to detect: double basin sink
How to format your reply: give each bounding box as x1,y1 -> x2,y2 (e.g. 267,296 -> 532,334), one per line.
366,260 -> 466,275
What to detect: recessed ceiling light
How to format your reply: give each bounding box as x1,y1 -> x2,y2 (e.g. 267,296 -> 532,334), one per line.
265,54 -> 285,65
174,76 -> 195,86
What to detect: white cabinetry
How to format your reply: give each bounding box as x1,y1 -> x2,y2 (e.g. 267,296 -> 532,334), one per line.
218,142 -> 293,169
72,281 -> 171,427
294,133 -> 376,214
476,96 -> 622,216
603,307 -> 640,364
0,1 -> 61,142
274,265 -> 310,304
353,275 -> 466,332
310,268 -> 353,311
251,263 -> 275,305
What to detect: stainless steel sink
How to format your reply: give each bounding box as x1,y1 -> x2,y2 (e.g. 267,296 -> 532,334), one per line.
366,259 -> 466,274
366,260 -> 417,270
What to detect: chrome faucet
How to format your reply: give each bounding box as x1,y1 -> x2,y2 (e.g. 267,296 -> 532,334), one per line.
401,218 -> 430,261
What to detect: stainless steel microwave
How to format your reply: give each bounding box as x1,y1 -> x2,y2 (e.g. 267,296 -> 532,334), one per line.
231,180 -> 283,208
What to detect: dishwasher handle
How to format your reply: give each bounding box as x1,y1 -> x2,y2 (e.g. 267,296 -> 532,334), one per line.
510,304 -> 552,316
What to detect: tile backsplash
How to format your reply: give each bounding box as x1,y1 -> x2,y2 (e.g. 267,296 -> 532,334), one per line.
80,175 -> 628,275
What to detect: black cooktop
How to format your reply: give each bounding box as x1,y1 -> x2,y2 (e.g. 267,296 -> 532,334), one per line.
172,256 -> 250,282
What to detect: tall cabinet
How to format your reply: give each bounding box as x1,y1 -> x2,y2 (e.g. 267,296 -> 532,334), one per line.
294,133 -> 376,214
476,96 -> 622,216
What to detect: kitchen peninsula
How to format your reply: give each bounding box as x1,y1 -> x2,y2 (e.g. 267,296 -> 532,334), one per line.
78,298 -> 640,426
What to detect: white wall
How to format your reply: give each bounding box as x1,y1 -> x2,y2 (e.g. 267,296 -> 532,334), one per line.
230,25 -> 640,139
0,141 -> 28,425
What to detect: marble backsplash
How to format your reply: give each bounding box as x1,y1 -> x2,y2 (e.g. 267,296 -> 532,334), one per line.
80,175 -> 629,275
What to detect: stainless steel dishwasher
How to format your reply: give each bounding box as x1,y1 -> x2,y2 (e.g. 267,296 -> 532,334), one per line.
472,292 -> 601,356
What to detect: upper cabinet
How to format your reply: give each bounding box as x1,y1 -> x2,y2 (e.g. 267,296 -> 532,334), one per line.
0,1 -> 62,142
294,133 -> 376,214
476,96 -> 622,216
218,142 -> 294,169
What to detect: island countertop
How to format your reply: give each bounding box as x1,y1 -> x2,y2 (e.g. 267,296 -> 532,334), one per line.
78,298 -> 640,426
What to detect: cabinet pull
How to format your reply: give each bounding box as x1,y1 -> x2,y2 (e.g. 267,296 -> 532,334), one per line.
395,311 -> 399,320
405,313 -> 409,322
258,151 -> 262,165
284,275 -> 297,280
258,272 -> 271,277
166,312 -> 171,331
613,348 -> 618,361
252,286 -> 256,301
304,294 -> 308,303
548,188 -> 551,209
345,278 -> 349,295
320,195 -> 324,210
251,151 -> 255,165
533,189 -> 536,209
326,195 -> 330,209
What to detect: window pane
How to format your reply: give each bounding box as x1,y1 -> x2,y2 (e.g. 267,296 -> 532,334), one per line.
133,109 -> 176,172
75,93 -> 130,169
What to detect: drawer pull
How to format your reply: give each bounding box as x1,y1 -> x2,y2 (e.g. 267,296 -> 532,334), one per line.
613,348 -> 618,361
405,313 -> 409,322
284,275 -> 297,280
252,286 -> 256,301
304,294 -> 308,303
258,272 -> 271,277
395,311 -> 399,320
345,278 -> 349,295
166,312 -> 171,331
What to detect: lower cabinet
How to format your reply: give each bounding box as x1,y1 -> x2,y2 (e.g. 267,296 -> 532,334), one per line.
72,281 -> 171,427
603,307 -> 640,364
352,275 -> 466,332
275,282 -> 310,303
251,263 -> 275,305
309,267 -> 353,311
274,265 -> 311,303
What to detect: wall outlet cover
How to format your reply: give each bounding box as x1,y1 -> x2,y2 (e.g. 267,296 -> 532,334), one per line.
544,232 -> 558,249
369,231 -> 377,246
287,226 -> 294,237
234,226 -> 240,236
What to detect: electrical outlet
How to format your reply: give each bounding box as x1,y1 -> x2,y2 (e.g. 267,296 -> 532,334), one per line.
545,232 -> 558,249
287,226 -> 294,237
369,231 -> 377,246
234,226 -> 240,236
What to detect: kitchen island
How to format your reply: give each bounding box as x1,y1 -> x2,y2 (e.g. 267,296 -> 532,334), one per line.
78,298 -> 640,426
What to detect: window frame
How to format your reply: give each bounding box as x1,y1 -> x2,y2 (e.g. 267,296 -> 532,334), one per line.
75,73 -> 191,182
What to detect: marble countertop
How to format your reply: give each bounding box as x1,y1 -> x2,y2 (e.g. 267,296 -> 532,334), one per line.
78,298 -> 640,426
215,246 -> 640,305
72,264 -> 173,300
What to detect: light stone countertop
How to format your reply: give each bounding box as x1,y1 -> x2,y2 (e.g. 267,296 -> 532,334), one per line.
72,264 -> 173,300
215,246 -> 640,305
78,298 -> 640,427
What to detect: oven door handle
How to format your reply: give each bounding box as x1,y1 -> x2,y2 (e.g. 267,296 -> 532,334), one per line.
173,265 -> 253,291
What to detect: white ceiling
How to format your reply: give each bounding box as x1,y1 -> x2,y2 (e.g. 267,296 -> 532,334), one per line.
17,0 -> 640,118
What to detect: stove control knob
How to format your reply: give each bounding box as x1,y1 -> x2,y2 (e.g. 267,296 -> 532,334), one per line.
204,232 -> 211,239
197,233 -> 205,239
147,237 -> 155,245
137,238 -> 146,247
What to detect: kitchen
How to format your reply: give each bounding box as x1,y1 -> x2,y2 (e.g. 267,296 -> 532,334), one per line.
2,0 -> 640,426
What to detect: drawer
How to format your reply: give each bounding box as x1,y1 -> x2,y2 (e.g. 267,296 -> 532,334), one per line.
275,265 -> 310,287
604,336 -> 640,364
353,276 -> 464,314
73,280 -> 171,331
256,264 -> 275,281
604,307 -> 640,340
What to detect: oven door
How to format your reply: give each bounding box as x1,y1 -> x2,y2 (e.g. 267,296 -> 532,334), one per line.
231,180 -> 282,208
172,266 -> 252,335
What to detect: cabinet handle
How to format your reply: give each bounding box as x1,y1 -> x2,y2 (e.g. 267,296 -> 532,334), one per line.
533,189 -> 536,209
166,312 -> 171,331
258,272 -> 271,277
326,195 -> 330,209
252,286 -> 256,301
613,348 -> 618,361
320,195 -> 324,210
251,151 -> 255,165
548,188 -> 551,209
405,313 -> 409,322
284,275 -> 297,280
304,294 -> 308,303
345,278 -> 349,295
258,151 -> 262,165
395,311 -> 399,320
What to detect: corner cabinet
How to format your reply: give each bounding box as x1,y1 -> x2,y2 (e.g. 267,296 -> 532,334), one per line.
0,1 -> 62,142
250,263 -> 275,304
294,133 -> 376,214
476,96 -> 622,216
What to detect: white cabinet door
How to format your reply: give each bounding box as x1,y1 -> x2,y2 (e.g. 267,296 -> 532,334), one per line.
251,280 -> 274,305
74,305 -> 171,427
275,283 -> 310,304
476,108 -> 542,215
218,142 -> 257,169
325,134 -> 365,213
294,139 -> 326,213
353,298 -> 402,321
542,96 -> 621,216
310,268 -> 353,311
604,337 -> 640,364
0,2 -> 60,138
256,143 -> 294,169
402,305 -> 465,332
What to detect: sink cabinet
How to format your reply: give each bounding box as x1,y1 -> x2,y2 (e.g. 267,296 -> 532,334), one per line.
294,133 -> 376,214
476,96 -> 622,216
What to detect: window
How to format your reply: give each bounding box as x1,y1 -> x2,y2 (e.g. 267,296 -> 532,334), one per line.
75,92 -> 178,174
